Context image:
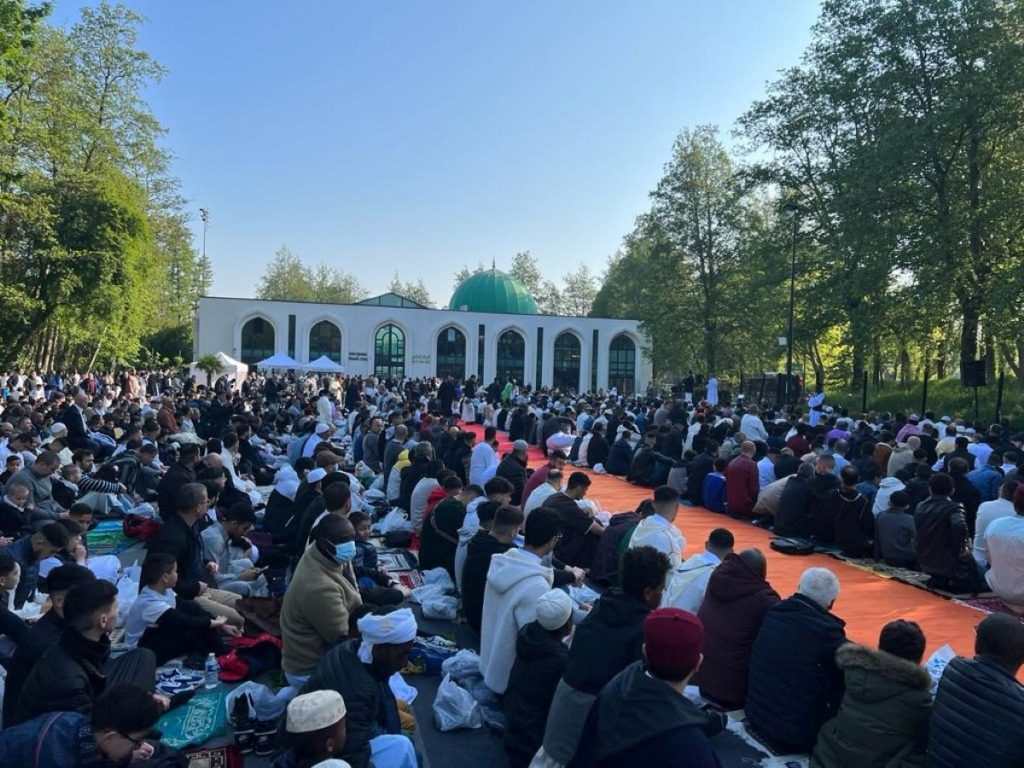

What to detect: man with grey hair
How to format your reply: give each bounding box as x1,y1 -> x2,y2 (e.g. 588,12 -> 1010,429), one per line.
888,435 -> 921,479
745,567 -> 847,755
10,450 -> 65,528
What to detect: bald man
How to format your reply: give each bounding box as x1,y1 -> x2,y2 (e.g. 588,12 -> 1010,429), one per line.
725,441 -> 759,518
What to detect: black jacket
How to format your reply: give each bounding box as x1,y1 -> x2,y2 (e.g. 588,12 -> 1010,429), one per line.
928,655 -> 1024,768
807,473 -> 840,540
155,461 -> 198,515
774,474 -> 813,537
562,588 -> 650,696
745,593 -> 847,754
503,622 -> 570,768
462,531 -> 512,634
14,629 -> 109,724
147,511 -> 209,599
300,639 -> 398,768
568,661 -> 722,768
263,488 -> 296,544
687,451 -> 715,505
495,454 -> 529,506
914,495 -> 968,578
831,488 -> 873,556
604,439 -> 633,477
2,609 -> 64,722
0,500 -> 30,538
586,434 -> 609,469
398,455 -> 432,512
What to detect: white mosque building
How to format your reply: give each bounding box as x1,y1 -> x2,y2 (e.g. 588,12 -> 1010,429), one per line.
194,269 -> 651,393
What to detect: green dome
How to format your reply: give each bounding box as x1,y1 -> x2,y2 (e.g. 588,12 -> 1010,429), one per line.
449,269 -> 538,314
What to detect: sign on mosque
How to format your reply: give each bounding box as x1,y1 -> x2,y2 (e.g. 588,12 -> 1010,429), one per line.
412,354 -> 431,364
348,352 -> 368,362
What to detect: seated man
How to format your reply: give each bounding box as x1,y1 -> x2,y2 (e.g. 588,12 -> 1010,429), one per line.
300,608 -> 418,768
1,522 -> 68,608
281,515 -> 363,690
813,620 -> 931,768
200,501 -> 267,596
663,527 -> 734,613
627,431 -> 673,487
0,684 -> 164,767
830,466 -> 873,556
502,590 -> 573,768
480,507 -> 560,695
546,472 -> 604,569
745,567 -> 847,754
0,552 -> 28,655
695,548 -> 780,709
124,553 -> 240,664
2,564 -> 94,723
569,609 -> 720,767
725,441 -> 759,518
538,546 -> 670,767
928,614 -> 1024,768
873,490 -> 917,567
914,472 -> 984,592
277,690 -> 349,768
701,457 -> 728,513
417,475 -> 474,579
629,485 -> 686,569
982,484 -> 1024,610
15,580 -> 157,724
974,479 -> 1020,569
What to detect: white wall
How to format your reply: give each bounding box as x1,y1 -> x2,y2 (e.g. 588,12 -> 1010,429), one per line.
195,297 -> 652,393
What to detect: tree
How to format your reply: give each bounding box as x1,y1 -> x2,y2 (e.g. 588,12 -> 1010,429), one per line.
452,262 -> 486,291
386,272 -> 434,307
555,264 -> 599,317
256,246 -> 366,304
194,353 -> 224,387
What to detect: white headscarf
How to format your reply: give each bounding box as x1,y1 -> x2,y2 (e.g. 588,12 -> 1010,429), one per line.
356,608 -> 417,663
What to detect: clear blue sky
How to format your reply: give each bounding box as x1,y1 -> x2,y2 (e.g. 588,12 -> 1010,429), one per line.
53,1 -> 820,303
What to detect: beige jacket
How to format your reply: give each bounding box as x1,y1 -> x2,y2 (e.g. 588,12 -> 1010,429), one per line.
281,543 -> 362,676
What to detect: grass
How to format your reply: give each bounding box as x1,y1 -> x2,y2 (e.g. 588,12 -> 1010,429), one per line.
826,377 -> 1024,428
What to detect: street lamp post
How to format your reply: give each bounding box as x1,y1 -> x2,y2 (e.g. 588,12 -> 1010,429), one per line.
199,208 -> 209,260
782,202 -> 799,405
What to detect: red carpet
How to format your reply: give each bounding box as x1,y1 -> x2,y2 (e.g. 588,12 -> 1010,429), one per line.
469,424 -> 994,669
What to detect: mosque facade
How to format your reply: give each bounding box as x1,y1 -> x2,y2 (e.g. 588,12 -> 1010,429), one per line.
194,269 -> 651,393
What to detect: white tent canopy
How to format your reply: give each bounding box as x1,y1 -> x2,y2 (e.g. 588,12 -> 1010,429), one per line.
189,351 -> 248,391
256,352 -> 301,370
303,355 -> 345,373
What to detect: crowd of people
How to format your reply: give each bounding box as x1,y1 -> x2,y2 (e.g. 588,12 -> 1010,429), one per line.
0,366 -> 1020,767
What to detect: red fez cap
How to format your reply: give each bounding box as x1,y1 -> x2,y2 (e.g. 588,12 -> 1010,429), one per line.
644,608 -> 703,677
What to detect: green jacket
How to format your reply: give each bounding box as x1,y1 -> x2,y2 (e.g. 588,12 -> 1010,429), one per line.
812,643 -> 931,768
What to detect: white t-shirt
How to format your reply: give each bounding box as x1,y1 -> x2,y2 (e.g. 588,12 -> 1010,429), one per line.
974,498 -> 1015,568
124,586 -> 177,647
523,483 -> 559,520
984,516 -> 1024,605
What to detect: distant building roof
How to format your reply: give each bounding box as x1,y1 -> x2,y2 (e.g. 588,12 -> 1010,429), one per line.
449,269 -> 538,315
356,292 -> 428,309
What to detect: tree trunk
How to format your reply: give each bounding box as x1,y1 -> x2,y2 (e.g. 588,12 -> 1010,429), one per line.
984,333 -> 996,381
960,304 -> 980,373
899,345 -> 911,386
851,342 -> 865,392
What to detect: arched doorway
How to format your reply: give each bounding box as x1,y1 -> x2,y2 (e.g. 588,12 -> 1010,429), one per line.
374,324 -> 405,379
308,320 -> 342,363
608,334 -> 636,394
553,332 -> 582,391
496,329 -> 525,385
240,317 -> 275,365
436,326 -> 466,379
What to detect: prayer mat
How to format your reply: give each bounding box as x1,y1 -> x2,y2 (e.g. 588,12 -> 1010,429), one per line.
157,688 -> 228,750
184,745 -> 243,768
956,595 -> 1024,619
830,555 -> 930,584
394,570 -> 424,590
85,521 -> 135,556
892,576 -> 996,601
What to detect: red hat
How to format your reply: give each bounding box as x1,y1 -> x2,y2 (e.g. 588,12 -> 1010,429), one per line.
644,608 -> 703,677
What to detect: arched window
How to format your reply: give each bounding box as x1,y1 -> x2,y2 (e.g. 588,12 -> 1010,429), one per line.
374,324 -> 405,379
496,329 -> 526,385
608,334 -> 636,394
240,317 -> 275,365
436,326 -> 466,379
553,332 -> 582,392
308,320 -> 342,363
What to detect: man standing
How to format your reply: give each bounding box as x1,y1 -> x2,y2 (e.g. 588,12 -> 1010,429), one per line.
469,426 -> 499,486
362,417 -> 384,474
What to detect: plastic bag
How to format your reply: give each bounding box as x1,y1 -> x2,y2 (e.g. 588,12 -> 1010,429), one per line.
224,680 -> 293,722
433,674 -> 482,731
421,595 -> 458,620
115,562 -> 142,626
410,583 -> 447,605
379,508 -> 414,534
441,649 -> 481,682
422,567 -> 454,590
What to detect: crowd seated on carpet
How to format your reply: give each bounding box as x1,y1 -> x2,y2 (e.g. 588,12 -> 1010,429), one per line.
0,368 -> 1020,767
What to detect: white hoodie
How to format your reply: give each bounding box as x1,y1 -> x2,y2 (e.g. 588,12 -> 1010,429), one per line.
872,476 -> 906,516
479,548 -> 553,694
628,514 -> 686,570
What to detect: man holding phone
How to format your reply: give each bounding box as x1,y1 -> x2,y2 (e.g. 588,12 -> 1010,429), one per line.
201,501 -> 269,597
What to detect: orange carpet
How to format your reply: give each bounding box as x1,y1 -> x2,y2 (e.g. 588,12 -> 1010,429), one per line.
472,424 -> 987,664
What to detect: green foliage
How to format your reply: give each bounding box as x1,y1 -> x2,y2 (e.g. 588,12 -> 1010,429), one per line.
140,324 -> 191,367
256,245 -> 367,304
386,272 -> 434,307
194,352 -> 225,387
0,2 -> 210,370
828,378 -> 1024,426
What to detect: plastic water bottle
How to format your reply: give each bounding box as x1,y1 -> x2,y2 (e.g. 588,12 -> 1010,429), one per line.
204,653 -> 219,689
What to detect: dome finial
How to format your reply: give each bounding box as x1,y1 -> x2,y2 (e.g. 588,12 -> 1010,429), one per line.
492,257 -> 496,270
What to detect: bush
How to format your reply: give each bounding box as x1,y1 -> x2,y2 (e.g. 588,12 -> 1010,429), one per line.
827,377 -> 1024,428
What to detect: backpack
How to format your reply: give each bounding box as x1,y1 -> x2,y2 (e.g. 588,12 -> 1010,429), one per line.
770,536 -> 815,556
